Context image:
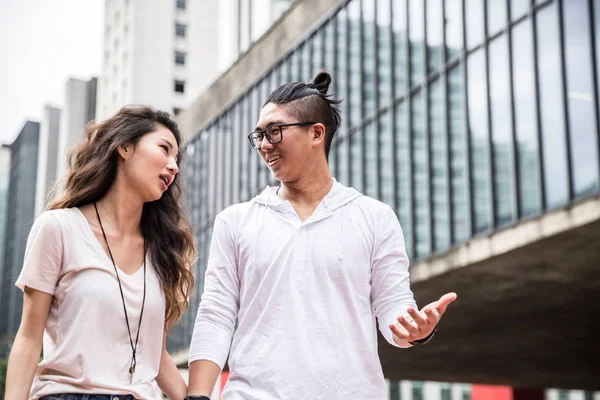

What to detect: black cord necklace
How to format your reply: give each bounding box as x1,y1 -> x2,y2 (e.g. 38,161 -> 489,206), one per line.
94,202 -> 147,382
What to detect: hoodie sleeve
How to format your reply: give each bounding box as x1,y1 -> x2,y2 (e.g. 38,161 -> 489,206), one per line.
189,214 -> 240,368
370,205 -> 418,348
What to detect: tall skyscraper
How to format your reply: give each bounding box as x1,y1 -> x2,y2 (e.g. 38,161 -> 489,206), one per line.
96,0 -> 294,122
0,121 -> 40,340
35,105 -> 62,218
95,0 -> 220,121
56,77 -> 97,181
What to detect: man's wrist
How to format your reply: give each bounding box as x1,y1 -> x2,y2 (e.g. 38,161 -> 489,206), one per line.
408,326 -> 437,346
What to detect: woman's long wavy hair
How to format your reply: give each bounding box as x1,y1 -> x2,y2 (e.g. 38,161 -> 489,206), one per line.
48,105 -> 195,328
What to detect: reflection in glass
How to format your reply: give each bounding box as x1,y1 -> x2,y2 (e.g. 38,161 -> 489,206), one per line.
487,0 -> 507,36
302,40 -> 312,81
232,105 -> 242,204
409,0 -> 425,86
489,34 -> 515,225
351,130 -> 363,191
596,0 -> 600,111
427,0 -> 443,75
223,113 -> 233,207
290,50 -> 301,81
445,0 -> 463,60
512,19 -> 542,216
466,0 -> 485,49
395,102 -> 413,257
393,0 -> 409,96
313,30 -> 324,74
563,0 -> 600,196
280,57 -> 291,84
412,90 -> 430,258
240,97 -> 250,200
448,65 -> 469,242
363,0 -> 377,117
467,50 -> 491,233
348,0 -> 362,127
378,0 -> 393,107
207,126 -> 217,216
337,135 -> 350,186
365,122 -> 378,197
510,0 -> 529,21
335,8 -> 350,186
380,110 -> 395,206
249,88 -> 259,193
429,79 -> 450,250
324,19 -> 336,93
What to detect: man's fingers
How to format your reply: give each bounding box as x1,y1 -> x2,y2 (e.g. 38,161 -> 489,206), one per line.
396,316 -> 419,334
389,323 -> 409,339
434,292 -> 457,314
423,307 -> 440,324
407,307 -> 429,325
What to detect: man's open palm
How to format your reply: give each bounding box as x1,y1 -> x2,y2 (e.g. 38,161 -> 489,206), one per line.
389,292 -> 457,344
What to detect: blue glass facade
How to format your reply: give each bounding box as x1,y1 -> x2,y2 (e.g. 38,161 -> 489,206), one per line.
170,0 -> 600,369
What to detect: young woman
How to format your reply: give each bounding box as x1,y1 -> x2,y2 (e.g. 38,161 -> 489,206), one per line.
6,105 -> 196,400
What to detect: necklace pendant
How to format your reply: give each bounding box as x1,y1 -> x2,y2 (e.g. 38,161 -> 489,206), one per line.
129,361 -> 136,374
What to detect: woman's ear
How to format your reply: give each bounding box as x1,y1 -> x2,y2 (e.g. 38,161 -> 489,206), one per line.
117,143 -> 131,160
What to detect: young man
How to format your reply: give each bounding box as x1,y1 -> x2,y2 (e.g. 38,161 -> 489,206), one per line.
186,71 -> 456,400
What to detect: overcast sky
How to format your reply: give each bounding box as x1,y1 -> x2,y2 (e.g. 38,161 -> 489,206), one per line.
0,0 -> 104,144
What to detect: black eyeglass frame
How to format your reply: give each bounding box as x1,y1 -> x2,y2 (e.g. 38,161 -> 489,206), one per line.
247,122 -> 316,149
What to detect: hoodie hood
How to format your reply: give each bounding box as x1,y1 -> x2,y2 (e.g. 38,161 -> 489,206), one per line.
253,178 -> 362,212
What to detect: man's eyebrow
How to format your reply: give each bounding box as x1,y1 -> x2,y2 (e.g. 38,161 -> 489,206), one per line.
255,120 -> 285,131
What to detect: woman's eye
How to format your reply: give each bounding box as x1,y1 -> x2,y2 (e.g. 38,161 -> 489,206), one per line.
161,145 -> 169,152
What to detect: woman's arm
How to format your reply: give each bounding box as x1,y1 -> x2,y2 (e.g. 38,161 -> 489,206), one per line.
156,330 -> 188,400
5,287 -> 53,400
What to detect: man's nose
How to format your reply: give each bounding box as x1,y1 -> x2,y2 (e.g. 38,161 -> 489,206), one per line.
259,136 -> 274,152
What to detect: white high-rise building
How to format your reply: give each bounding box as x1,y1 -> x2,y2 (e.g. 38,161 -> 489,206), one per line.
96,0 -> 294,122
96,0 -> 220,121
35,105 -> 62,217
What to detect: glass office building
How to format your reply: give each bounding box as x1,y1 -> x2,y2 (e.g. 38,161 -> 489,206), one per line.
169,0 -> 600,373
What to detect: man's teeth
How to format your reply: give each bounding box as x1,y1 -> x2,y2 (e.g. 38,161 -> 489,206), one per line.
268,156 -> 281,163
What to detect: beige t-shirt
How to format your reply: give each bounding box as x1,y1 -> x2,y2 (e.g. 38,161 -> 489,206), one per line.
16,208 -> 166,400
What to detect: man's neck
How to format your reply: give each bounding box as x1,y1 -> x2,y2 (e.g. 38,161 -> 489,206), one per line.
279,171 -> 333,206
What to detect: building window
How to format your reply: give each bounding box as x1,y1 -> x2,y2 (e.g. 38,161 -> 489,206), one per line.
173,107 -> 182,116
176,23 -> 186,37
176,0 -> 186,10
175,51 -> 186,65
441,383 -> 452,400
174,80 -> 185,93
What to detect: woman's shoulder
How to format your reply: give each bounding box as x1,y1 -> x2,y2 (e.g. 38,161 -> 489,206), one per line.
35,207 -> 83,231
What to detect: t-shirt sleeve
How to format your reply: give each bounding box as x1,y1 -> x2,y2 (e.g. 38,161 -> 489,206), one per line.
15,212 -> 64,295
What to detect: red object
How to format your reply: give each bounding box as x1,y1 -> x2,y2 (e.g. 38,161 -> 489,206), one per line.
471,385 -> 512,400
471,385 -> 544,400
220,371 -> 229,392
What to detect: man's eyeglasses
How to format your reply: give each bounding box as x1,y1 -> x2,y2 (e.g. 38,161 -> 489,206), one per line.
248,122 -> 316,150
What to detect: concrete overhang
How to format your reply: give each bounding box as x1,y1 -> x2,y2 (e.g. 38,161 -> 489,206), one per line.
379,194 -> 600,390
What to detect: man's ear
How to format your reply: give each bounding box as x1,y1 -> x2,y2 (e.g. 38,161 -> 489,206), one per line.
312,123 -> 326,147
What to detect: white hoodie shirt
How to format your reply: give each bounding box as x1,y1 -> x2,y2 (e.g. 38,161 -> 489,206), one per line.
189,179 -> 418,399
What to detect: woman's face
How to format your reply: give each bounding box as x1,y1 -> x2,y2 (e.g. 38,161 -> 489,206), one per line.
120,125 -> 180,202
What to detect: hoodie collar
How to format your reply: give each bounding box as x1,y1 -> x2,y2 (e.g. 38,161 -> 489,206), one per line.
253,178 -> 362,212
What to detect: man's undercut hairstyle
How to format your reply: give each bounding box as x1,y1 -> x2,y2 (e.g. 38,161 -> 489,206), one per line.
264,70 -> 342,159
